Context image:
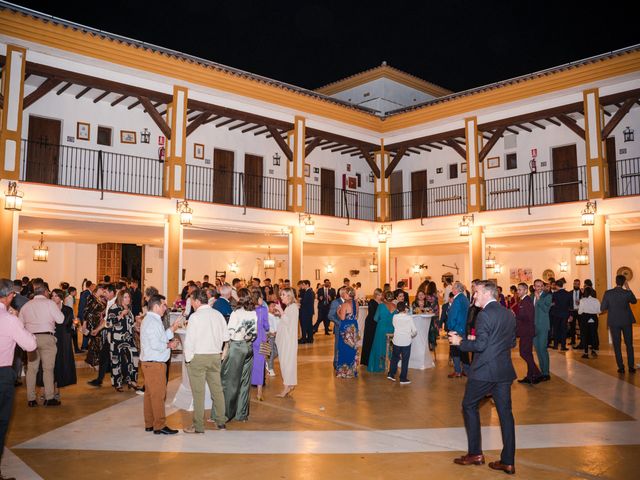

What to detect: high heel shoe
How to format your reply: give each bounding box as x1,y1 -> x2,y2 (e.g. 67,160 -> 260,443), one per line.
276,386 -> 294,398
127,383 -> 143,392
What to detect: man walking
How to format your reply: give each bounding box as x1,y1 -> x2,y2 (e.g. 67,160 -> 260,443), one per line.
19,279 -> 64,406
449,280 -> 517,475
183,289 -> 229,433
314,279 -> 336,335
515,282 -> 541,384
532,279 -> 552,381
299,280 -> 315,344
601,275 -> 636,374
447,282 -> 470,378
550,278 -> 572,350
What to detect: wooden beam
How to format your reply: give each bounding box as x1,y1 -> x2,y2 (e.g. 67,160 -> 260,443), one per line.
425,143 -> 442,150
228,121 -> 249,131
215,118 -> 237,128
202,115 -> 222,125
23,77 -> 62,109
444,139 -> 466,159
545,117 -> 561,126
92,91 -> 111,103
478,101 -> 584,132
416,146 -> 432,152
556,113 -> 585,140
339,147 -> 361,155
305,137 -> 322,157
266,125 -> 293,162
305,127 -> 378,152
188,98 -> 292,132
478,127 -> 507,162
407,148 -> 422,154
385,147 -> 407,177
516,124 -> 532,132
601,107 -> 611,117
529,120 -> 546,129
602,97 -> 637,139
385,128 -> 465,151
186,111 -> 212,137
74,86 -> 91,99
505,127 -> 519,135
138,96 -> 171,139
360,149 -> 380,178
253,128 -> 270,136
0,93 -> 3,109
56,82 -> 72,95
330,145 -> 352,152
321,142 -> 340,150
241,124 -> 261,133
127,99 -> 142,110
110,94 -> 127,107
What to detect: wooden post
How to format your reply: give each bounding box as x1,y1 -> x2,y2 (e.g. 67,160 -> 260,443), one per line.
0,45 -> 27,181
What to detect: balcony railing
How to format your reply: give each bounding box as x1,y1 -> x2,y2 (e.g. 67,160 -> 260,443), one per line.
613,157 -> 640,197
486,166 -> 587,211
185,164 -> 287,211
305,184 -> 375,221
19,139 -> 163,196
389,183 -> 468,221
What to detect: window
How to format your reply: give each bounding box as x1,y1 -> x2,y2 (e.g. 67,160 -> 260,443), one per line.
449,163 -> 458,179
97,126 -> 112,146
506,153 -> 517,170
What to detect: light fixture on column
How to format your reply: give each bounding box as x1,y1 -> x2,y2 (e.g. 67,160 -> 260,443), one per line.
325,263 -> 334,273
263,246 -> 275,270
272,152 -> 281,166
4,181 -> 23,211
458,214 -> 474,236
485,246 -> 496,269
581,200 -> 597,226
493,262 -> 502,274
229,260 -> 239,273
412,263 -> 428,274
368,172 -> 375,183
299,213 -> 315,235
369,253 -> 378,273
623,126 -> 634,142
559,261 -> 569,272
377,224 -> 392,243
140,128 -> 151,144
176,200 -> 193,226
575,240 -> 589,265
33,232 -> 49,262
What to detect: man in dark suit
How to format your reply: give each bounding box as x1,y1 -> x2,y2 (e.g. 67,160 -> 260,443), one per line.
299,280 -> 315,344
449,280 -> 517,475
601,275 -> 636,374
314,279 -> 336,335
515,282 -> 541,384
550,278 -> 572,350
212,285 -> 233,323
130,279 -> 143,317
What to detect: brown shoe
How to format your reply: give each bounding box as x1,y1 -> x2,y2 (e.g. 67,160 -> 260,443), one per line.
448,372 -> 462,378
183,425 -> 204,434
453,453 -> 485,465
488,461 -> 516,474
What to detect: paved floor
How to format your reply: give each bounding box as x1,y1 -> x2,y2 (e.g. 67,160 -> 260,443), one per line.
3,328 -> 640,479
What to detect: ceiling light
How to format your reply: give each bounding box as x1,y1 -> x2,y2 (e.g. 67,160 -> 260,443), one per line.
33,232 -> 48,262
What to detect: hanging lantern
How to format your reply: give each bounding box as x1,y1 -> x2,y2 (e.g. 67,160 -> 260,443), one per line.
493,263 -> 502,274
299,213 -> 315,235
575,240 -> 589,265
485,246 -> 496,269
229,260 -> 239,273
377,224 -> 392,243
176,200 -> 193,226
33,232 -> 49,262
4,181 -> 23,211
459,214 -> 474,236
369,253 -> 378,273
263,246 -> 275,270
325,264 -> 334,273
559,261 -> 569,272
581,200 -> 597,226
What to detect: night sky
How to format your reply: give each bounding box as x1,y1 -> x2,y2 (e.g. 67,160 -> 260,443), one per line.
10,0 -> 639,93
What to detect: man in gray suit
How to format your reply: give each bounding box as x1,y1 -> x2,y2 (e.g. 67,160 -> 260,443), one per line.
601,275 -> 636,374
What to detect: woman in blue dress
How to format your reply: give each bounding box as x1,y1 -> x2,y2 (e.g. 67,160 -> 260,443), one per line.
367,290 -> 397,373
334,287 -> 359,378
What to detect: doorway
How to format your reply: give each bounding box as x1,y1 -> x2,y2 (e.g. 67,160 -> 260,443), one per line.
606,137 -> 618,197
411,170 -> 428,219
551,144 -> 579,203
320,168 -> 335,216
244,154 -> 263,208
26,116 -> 61,184
390,170 -> 403,220
121,244 -> 143,283
213,148 -> 234,205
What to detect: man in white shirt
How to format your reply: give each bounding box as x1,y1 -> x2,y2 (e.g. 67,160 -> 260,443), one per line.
387,302 -> 417,384
183,289 -> 230,433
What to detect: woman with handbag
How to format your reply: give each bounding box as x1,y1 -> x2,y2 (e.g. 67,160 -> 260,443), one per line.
250,288 -> 271,401
274,288 -> 298,397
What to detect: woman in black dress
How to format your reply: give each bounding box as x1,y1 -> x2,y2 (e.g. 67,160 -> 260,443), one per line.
107,290 -> 140,392
360,288 -> 382,366
50,289 -> 77,391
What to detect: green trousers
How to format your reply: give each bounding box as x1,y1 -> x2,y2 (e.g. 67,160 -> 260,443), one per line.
221,340 -> 254,422
187,353 -> 226,431
533,329 -> 550,376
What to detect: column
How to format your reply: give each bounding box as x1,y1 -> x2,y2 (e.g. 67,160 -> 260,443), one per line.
0,203 -> 18,279
0,45 -> 27,181
377,242 -> 389,287
589,214 -> 609,341
287,116 -> 306,213
288,226 -> 304,286
583,89 -> 608,199
468,225 -> 484,285
168,86 -> 188,198
163,104 -> 173,197
465,117 -> 485,213
374,140 -> 390,222
163,214 -> 182,304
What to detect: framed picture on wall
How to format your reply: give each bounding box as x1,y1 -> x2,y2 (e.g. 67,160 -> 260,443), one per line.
347,176 -> 357,189
304,163 -> 311,177
194,143 -> 205,159
76,122 -> 90,141
120,130 -> 137,144
460,162 -> 467,173
487,156 -> 500,169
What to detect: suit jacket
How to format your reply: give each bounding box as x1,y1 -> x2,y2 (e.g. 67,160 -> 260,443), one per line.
532,292 -> 552,333
550,288 -> 572,319
316,287 -> 336,309
447,293 -> 469,335
601,287 -> 637,327
460,301 -> 517,383
212,297 -> 232,321
515,295 -> 535,338
300,288 -> 315,319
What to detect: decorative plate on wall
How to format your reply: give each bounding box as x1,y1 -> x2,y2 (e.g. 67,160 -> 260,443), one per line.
616,266 -> 633,281
542,269 -> 555,282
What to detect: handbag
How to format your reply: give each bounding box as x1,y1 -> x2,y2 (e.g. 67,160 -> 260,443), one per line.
259,340 -> 272,357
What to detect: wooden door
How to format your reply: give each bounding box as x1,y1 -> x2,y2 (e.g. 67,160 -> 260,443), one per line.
551,145 -> 579,203
320,168 -> 335,216
390,170 -> 403,220
97,243 -> 122,283
606,137 -> 618,197
411,170 -> 427,219
244,154 -> 263,208
213,148 -> 234,205
26,116 -> 61,184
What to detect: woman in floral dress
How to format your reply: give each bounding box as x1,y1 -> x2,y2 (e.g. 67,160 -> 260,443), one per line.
107,290 -> 140,391
334,287 -> 359,378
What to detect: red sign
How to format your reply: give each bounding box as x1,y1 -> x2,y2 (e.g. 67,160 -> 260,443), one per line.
531,148 -> 537,157
158,136 -> 166,146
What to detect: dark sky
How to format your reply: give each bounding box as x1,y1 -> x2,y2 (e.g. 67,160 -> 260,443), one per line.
11,0 -> 639,93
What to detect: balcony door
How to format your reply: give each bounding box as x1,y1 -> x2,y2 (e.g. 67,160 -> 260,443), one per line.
390,170 -> 403,220
551,144 -> 579,203
606,137 -> 618,197
411,170 -> 427,219
320,168 -> 335,216
26,116 -> 61,184
213,148 -> 234,205
244,154 -> 263,208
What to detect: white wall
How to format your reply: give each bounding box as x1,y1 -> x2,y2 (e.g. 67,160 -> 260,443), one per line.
303,253 -> 378,295
143,245 -> 164,293
390,250 -> 469,297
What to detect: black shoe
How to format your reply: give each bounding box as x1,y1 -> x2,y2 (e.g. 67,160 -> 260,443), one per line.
517,377 -> 532,384
630,367 -> 637,374
14,380 -> 22,387
87,379 -> 102,387
539,375 -> 551,382
145,427 -> 153,432
297,339 -> 307,344
154,426 -> 178,435
581,354 -> 589,359
27,400 -> 37,407
617,368 -> 625,374
574,344 -> 584,350
44,398 -> 61,406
